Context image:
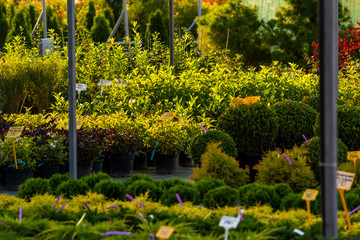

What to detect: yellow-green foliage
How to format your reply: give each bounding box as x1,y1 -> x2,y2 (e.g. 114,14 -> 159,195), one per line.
0,194 -> 26,210
254,146 -> 317,192
190,142 -> 249,188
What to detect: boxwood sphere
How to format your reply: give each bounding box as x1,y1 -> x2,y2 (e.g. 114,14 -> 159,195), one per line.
160,185 -> 200,206
203,186 -> 239,209
338,105 -> 360,151
189,130 -> 237,165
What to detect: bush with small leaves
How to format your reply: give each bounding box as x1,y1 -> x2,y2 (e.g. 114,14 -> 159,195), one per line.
280,192 -> 320,215
55,179 -> 89,198
18,178 -> 50,199
195,177 -> 226,199
238,183 -> 280,210
160,185 -> 200,206
203,186 -> 239,209
80,172 -> 111,190
157,178 -> 192,190
273,183 -> 293,199
126,180 -> 162,201
94,179 -> 126,200
49,173 -> 72,194
123,173 -> 155,188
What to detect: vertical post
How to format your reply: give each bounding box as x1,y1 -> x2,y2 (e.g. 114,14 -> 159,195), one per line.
123,0 -> 129,37
198,0 -> 201,18
320,0 -> 338,237
67,0 -> 77,180
169,0 -> 175,75
42,0 -> 47,38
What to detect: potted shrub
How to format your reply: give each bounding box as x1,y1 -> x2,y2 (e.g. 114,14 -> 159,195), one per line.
0,136 -> 36,190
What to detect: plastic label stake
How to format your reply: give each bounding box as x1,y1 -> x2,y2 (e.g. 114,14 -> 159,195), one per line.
301,189 -> 319,228
156,225 -> 174,240
219,214 -> 241,240
347,151 -> 360,174
337,171 -> 355,231
5,126 -> 24,169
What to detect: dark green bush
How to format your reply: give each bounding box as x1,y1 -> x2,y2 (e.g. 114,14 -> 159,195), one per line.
80,172 -> 111,190
85,1 -> 96,31
338,105 -> 360,151
0,1 -> 9,49
301,95 -> 319,112
123,173 -> 155,188
148,9 -> 168,44
273,100 -> 317,149
157,178 -> 192,190
49,173 -> 72,194
94,179 -> 126,200
189,129 -> 237,166
203,186 -> 239,209
273,183 -> 293,199
160,185 -> 200,206
126,180 -> 162,201
280,192 -> 320,215
91,13 -> 110,42
345,188 -> 360,212
55,179 -> 90,198
217,102 -> 278,156
195,177 -> 226,199
18,178 -> 50,199
238,183 -> 280,210
301,136 -> 348,182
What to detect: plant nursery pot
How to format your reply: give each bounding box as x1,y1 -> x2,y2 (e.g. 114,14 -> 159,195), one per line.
77,161 -> 93,179
179,151 -> 193,167
110,154 -> 134,177
92,158 -> 104,173
0,167 -> 6,186
133,153 -> 147,170
37,164 -> 60,179
102,154 -> 112,175
5,168 -> 33,191
156,153 -> 179,174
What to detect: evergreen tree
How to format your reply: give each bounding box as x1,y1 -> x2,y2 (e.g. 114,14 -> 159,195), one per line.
149,9 -> 168,44
0,1 -> 9,49
91,13 -> 110,42
86,1 -> 96,31
46,5 -> 61,36
6,6 -> 32,46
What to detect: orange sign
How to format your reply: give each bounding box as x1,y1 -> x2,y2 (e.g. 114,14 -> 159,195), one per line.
159,112 -> 176,121
156,226 -> 174,239
301,189 -> 319,201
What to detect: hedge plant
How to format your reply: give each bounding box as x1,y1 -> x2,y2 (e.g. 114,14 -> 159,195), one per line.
189,129 -> 237,166
238,183 -> 280,210
49,173 -> 72,194
80,172 -> 111,190
93,179 -> 126,200
203,186 -> 239,209
55,179 -> 90,198
18,178 -> 50,200
126,179 -> 162,201
338,105 -> 360,151
194,177 -> 226,199
123,173 -> 156,188
157,178 -> 193,190
160,185 -> 200,206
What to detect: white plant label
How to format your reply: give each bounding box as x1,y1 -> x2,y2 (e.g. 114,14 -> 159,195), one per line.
218,215 -> 240,229
76,83 -> 87,91
97,79 -> 112,86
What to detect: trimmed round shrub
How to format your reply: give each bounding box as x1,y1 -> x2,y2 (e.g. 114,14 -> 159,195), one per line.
189,130 -> 237,165
345,188 -> 360,211
94,179 -> 126,200
273,100 -> 317,150
301,95 -> 319,112
254,146 -> 317,192
160,185 -> 200,206
301,136 -> 348,182
18,178 -> 50,199
49,173 -> 72,194
217,102 -> 278,156
238,183 -> 280,210
123,173 -> 155,188
157,178 -> 192,190
195,177 -> 226,199
126,180 -> 162,201
80,172 -> 111,190
280,192 -> 320,215
190,142 -> 249,188
203,186 -> 239,209
338,105 -> 360,151
273,183 -> 293,199
55,179 -> 90,198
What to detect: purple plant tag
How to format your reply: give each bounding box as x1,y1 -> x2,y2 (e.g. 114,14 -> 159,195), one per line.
176,193 -> 184,207
19,207 -> 22,222
150,233 -> 155,240
347,205 -> 360,218
126,194 -> 145,209
238,209 -> 243,220
100,231 -> 131,236
83,202 -> 91,212
302,134 -> 310,145
53,195 -> 61,207
138,212 -> 147,223
101,206 -> 113,224
287,95 -> 290,100
283,153 -> 292,165
199,125 -> 208,132
107,204 -> 120,208
56,203 -> 67,213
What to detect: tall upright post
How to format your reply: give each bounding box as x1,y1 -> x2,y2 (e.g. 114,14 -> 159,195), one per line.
123,0 -> 129,37
42,0 -> 47,38
169,0 -> 175,75
320,0 -> 338,237
67,0 -> 77,180
198,0 -> 201,18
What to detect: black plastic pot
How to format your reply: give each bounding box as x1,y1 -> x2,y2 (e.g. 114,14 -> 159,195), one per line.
110,154 -> 134,177
156,153 -> 179,174
77,161 -> 93,179
5,168 -> 33,191
37,164 -> 60,178
133,153 -> 147,170
92,158 -> 104,173
179,151 -> 193,167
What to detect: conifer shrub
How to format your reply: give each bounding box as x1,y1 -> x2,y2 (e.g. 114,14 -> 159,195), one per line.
190,142 -> 249,188
203,186 -> 239,209
123,173 -> 155,188
80,172 -> 111,190
149,9 -> 168,44
195,177 -> 226,199
160,185 -> 200,206
279,192 -> 320,215
49,173 -> 72,194
94,179 -> 126,200
189,129 -> 237,166
126,180 -> 162,201
18,178 -> 50,200
238,183 -> 280,210
0,1 -> 9,49
85,1 -> 96,31
157,178 -> 192,190
91,13 -> 110,42
273,100 -> 317,150
273,183 -> 293,199
338,105 -> 360,151
55,179 -> 89,198
254,146 -> 316,193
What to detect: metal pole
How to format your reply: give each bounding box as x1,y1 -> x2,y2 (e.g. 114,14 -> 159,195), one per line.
123,0 -> 129,37
107,9 -> 125,42
320,0 -> 338,237
42,0 -> 47,38
31,11 -> 43,37
67,0 -> 77,180
169,0 -> 174,75
198,0 -> 201,18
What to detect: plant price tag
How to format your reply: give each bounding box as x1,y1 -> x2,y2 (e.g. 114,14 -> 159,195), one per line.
218,215 -> 240,229
245,96 -> 261,103
75,83 -> 87,91
301,189 -> 319,201
64,121 -> 84,130
5,126 -> 24,139
347,151 -> 360,160
337,171 -> 355,191
159,112 -> 176,121
97,79 -> 112,86
156,225 -> 174,239
230,98 -> 246,106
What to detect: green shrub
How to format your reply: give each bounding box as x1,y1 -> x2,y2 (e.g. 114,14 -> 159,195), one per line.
0,1 -> 9,49
273,183 -> 293,199
190,142 -> 249,188
85,1 -> 96,31
338,105 -> 360,151
18,178 -> 50,199
91,13 -> 110,42
49,173 -> 72,194
273,100 -> 317,149
189,129 -> 237,166
126,180 -> 162,201
238,183 -> 280,210
157,178 -> 192,190
55,179 -> 89,198
301,136 -> 348,182
6,6 -> 32,46
123,173 -> 155,188
94,179 -> 126,200
203,186 -> 239,209
217,102 -> 278,156
254,146 -> 317,192
80,172 -> 111,190
149,9 -> 168,44
194,177 -> 226,199
280,192 -> 320,215
301,95 -> 319,112
160,185 -> 200,206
